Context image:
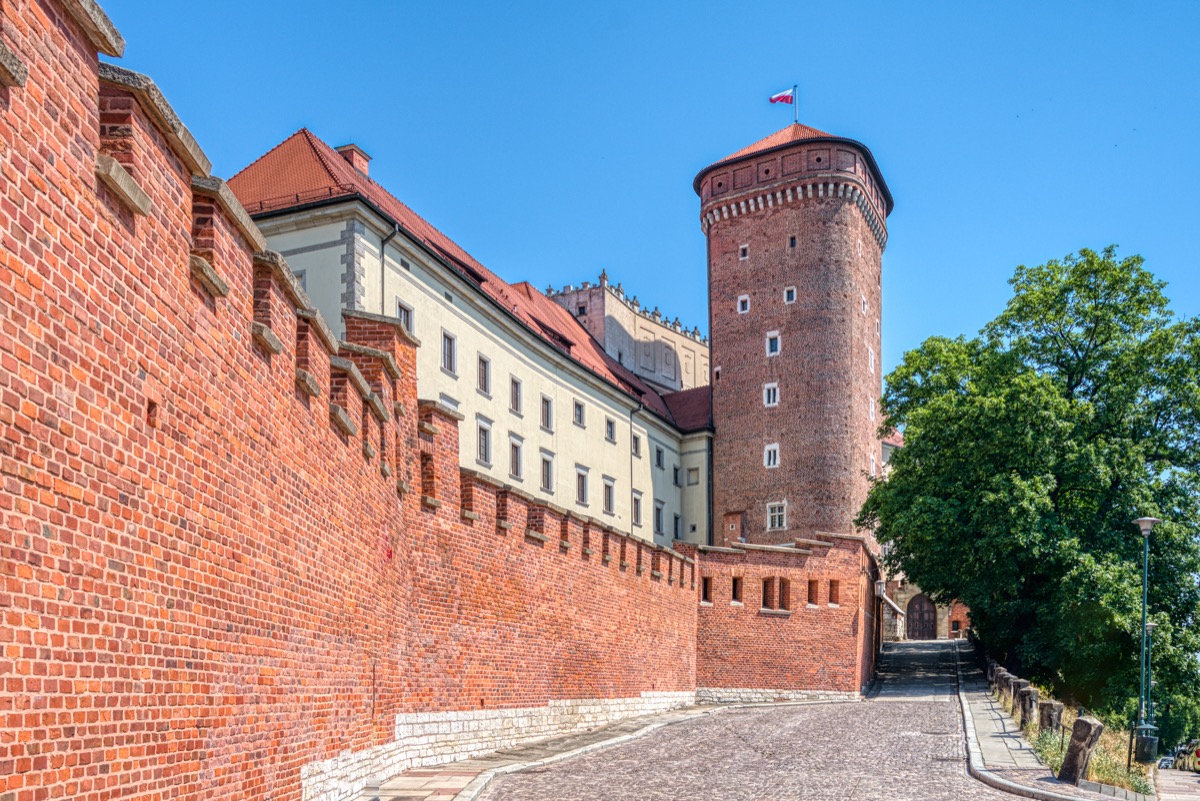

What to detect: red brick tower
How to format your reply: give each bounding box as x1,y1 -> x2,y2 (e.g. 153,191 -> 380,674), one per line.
696,123 -> 893,546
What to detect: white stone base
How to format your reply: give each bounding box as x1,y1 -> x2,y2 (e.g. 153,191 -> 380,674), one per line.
301,691 -> 695,801
696,686 -> 860,704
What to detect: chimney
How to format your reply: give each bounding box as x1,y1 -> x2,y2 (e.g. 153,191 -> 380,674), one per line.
335,144 -> 372,176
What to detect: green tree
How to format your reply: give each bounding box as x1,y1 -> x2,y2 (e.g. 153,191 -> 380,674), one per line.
859,247 -> 1200,747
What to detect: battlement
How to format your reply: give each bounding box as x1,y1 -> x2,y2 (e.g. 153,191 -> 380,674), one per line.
547,270 -> 708,345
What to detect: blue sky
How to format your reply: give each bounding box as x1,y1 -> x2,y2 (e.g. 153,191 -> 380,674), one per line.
101,0 -> 1200,373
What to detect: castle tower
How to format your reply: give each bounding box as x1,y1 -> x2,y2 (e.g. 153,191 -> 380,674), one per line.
695,123 -> 893,546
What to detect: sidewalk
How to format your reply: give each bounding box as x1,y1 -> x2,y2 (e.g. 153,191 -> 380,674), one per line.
956,643 -> 1147,801
359,704 -> 724,801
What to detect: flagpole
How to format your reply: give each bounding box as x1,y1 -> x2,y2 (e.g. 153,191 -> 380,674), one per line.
793,84 -> 798,124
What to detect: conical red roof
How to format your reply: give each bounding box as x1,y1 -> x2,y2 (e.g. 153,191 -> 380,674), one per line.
720,123 -> 834,162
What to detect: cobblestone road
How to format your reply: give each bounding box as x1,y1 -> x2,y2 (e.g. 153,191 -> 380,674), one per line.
480,641 -> 1015,800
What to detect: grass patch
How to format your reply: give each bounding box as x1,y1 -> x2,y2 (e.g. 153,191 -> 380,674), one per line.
1022,704 -> 1152,795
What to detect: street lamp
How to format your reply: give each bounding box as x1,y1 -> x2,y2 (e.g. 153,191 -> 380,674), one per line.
1133,516 -> 1160,763
1145,621 -> 1158,727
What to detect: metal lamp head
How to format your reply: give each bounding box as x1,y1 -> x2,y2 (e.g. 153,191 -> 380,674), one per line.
875,579 -> 887,598
1134,517 -> 1161,537
1145,621 -> 1157,633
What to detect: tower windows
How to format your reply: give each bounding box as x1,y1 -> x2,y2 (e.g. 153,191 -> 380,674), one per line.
789,235 -> 797,249
861,294 -> 868,315
737,295 -> 750,314
784,286 -> 796,304
765,332 -> 780,357
869,347 -> 875,374
763,383 -> 779,408
764,443 -> 780,469
738,245 -> 749,260
767,502 -> 786,530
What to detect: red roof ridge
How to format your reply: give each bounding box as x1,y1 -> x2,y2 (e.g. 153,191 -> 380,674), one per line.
720,122 -> 834,163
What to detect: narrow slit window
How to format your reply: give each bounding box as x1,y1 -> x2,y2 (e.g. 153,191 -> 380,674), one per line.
731,576 -> 743,603
701,576 -> 712,604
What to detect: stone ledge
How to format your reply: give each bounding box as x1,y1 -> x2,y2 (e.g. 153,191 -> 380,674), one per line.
362,442 -> 376,460
496,520 -> 512,531
418,421 -> 438,436
0,42 -> 28,87
339,342 -> 402,379
650,570 -> 663,579
295,369 -> 321,398
759,608 -> 792,618
396,479 -> 410,495
524,529 -> 549,543
732,542 -> 812,555
330,404 -> 357,437
582,547 -> 594,556
364,394 -> 389,423
344,308 -> 422,347
252,322 -> 283,355
422,496 -> 442,509
393,401 -> 406,417
191,176 -> 267,251
558,539 -> 571,550
296,308 -> 339,355
95,155 -> 152,216
329,356 -> 371,398
601,554 -> 612,564
63,0 -> 125,56
188,254 -> 229,298
98,64 -> 209,175
418,398 -> 465,421
380,462 -> 392,478
254,250 -> 311,309
461,510 -> 480,521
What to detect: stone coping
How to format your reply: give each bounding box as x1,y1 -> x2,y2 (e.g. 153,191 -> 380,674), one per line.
192,176 -> 267,252
98,63 -> 209,175
64,0 -> 125,56
344,309 -> 422,348
253,250 -> 312,309
296,308 -> 339,355
339,342 -> 402,379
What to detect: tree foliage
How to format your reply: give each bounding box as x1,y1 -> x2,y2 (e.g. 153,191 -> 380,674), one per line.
858,247 -> 1200,746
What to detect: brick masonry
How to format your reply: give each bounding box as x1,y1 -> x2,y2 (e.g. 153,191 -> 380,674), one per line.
0,4 -> 695,801
0,3 -> 903,800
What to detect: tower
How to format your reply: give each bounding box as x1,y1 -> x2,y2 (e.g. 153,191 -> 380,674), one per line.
696,123 -> 893,546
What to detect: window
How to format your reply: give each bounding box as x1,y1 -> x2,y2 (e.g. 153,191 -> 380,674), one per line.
714,367 -> 721,382
737,295 -> 750,314
476,422 -> 491,465
731,577 -> 743,603
572,400 -> 586,427
738,245 -> 749,260
869,347 -> 875,374
654,500 -> 665,534
396,301 -> 413,333
861,295 -> 868,315
763,383 -> 779,408
510,377 -> 522,413
632,492 -> 643,526
576,304 -> 586,316
686,467 -> 700,486
807,579 -> 819,606
632,434 -> 641,457
477,355 -> 491,395
869,397 -> 875,421
871,452 -> 877,479
952,620 -> 961,632
764,444 -> 780,469
765,332 -> 780,357
768,502 -> 786,530
789,235 -> 796,249
605,417 -> 616,442
575,467 -> 589,505
673,514 -> 681,538
509,439 -> 522,478
441,332 -> 457,375
540,453 -> 554,492
672,465 -> 681,486
655,446 -> 665,469
761,578 -> 775,610
784,286 -> 796,304
603,479 -> 615,514
829,580 -> 840,606
540,396 -> 554,431
779,578 -> 791,611
701,576 -> 712,604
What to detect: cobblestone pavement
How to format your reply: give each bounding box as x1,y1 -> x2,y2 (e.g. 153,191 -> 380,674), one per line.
479,641 -> 1019,801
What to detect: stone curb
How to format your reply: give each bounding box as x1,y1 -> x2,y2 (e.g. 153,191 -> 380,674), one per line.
953,641 -> 1120,801
452,697 -> 862,801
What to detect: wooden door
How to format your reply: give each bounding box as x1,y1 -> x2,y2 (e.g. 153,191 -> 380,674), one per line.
907,594 -> 937,640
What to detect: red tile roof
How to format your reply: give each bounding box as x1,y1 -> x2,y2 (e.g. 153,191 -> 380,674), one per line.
228,129 -> 682,425
883,430 -> 904,448
661,386 -> 712,433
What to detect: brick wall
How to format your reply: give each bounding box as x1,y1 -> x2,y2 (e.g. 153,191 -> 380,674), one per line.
685,537 -> 880,698
0,4 -> 695,801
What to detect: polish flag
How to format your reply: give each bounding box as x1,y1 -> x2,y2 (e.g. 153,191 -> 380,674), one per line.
769,88 -> 795,104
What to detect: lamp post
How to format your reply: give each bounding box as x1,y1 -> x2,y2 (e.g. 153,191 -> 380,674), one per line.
1133,516 -> 1160,763
1145,621 -> 1157,727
